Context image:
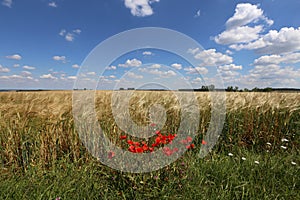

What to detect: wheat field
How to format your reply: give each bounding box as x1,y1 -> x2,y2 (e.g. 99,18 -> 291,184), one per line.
0,91 -> 299,199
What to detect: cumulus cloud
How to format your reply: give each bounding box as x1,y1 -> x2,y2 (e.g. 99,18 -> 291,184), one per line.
188,48 -> 233,66
53,55 -> 66,63
23,65 -> 35,70
67,76 -> 77,80
215,25 -> 263,45
230,27 -> 300,54
124,0 -> 160,17
106,65 -> 117,70
184,66 -> 208,75
40,74 -> 57,79
171,63 -> 182,70
21,71 -> 32,76
72,64 -> 80,68
0,65 -> 10,73
118,58 -> 142,67
253,53 -> 300,66
127,72 -> 143,79
6,54 -> 22,60
142,51 -> 153,55
138,68 -> 176,78
48,2 -> 57,8
218,64 -> 243,71
214,3 -> 273,47
149,64 -> 161,69
2,0 -> 12,8
225,3 -> 273,29
59,29 -> 81,42
241,65 -> 300,88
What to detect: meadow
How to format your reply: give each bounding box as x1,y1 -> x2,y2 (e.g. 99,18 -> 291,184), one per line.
0,91 -> 299,199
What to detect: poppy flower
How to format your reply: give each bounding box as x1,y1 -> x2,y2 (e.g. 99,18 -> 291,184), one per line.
202,140 -> 207,145
128,145 -> 135,152
149,147 -> 154,152
142,144 -> 148,151
133,142 -> 140,147
135,147 -> 144,153
127,140 -> 134,145
120,135 -> 127,140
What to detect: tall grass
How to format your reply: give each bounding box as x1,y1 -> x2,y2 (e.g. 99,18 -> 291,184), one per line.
0,91 -> 299,199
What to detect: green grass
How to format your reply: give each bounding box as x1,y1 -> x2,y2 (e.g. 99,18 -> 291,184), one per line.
0,151 -> 299,199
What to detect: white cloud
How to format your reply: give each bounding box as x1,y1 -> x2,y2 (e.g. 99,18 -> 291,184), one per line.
59,29 -> 81,42
230,27 -> 300,54
150,64 -> 161,69
23,65 -> 35,70
138,68 -> 177,78
0,65 -> 10,73
106,65 -> 117,70
40,74 -> 57,79
6,54 -> 22,60
218,64 -> 243,71
184,66 -> 208,74
0,75 -> 23,79
124,0 -> 160,17
189,48 -> 233,66
109,75 -> 116,79
142,51 -> 153,56
118,58 -> 142,67
215,25 -> 263,45
67,76 -> 77,80
194,9 -> 201,18
65,33 -> 74,42
225,3 -> 273,29
2,0 -> 12,8
21,71 -> 32,76
171,63 -> 182,70
48,2 -> 57,8
59,29 -> 66,36
127,72 -> 143,79
241,64 -> 300,88
72,64 -> 80,68
87,72 -> 96,76
53,55 -> 66,63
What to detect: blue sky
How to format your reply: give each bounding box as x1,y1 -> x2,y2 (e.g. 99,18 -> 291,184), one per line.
0,0 -> 300,89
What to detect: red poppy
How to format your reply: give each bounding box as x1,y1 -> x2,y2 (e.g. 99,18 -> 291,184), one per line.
142,144 -> 148,151
190,144 -> 195,148
202,140 -> 207,145
120,135 -> 127,140
133,142 -> 140,147
128,145 -> 135,152
149,147 -> 154,152
135,147 -> 144,153
127,140 -> 133,145
108,151 -> 115,159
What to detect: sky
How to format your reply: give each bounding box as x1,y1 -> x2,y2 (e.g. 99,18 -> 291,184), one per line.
0,0 -> 300,90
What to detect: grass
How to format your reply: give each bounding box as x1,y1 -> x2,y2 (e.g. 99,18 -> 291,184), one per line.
0,91 -> 299,199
